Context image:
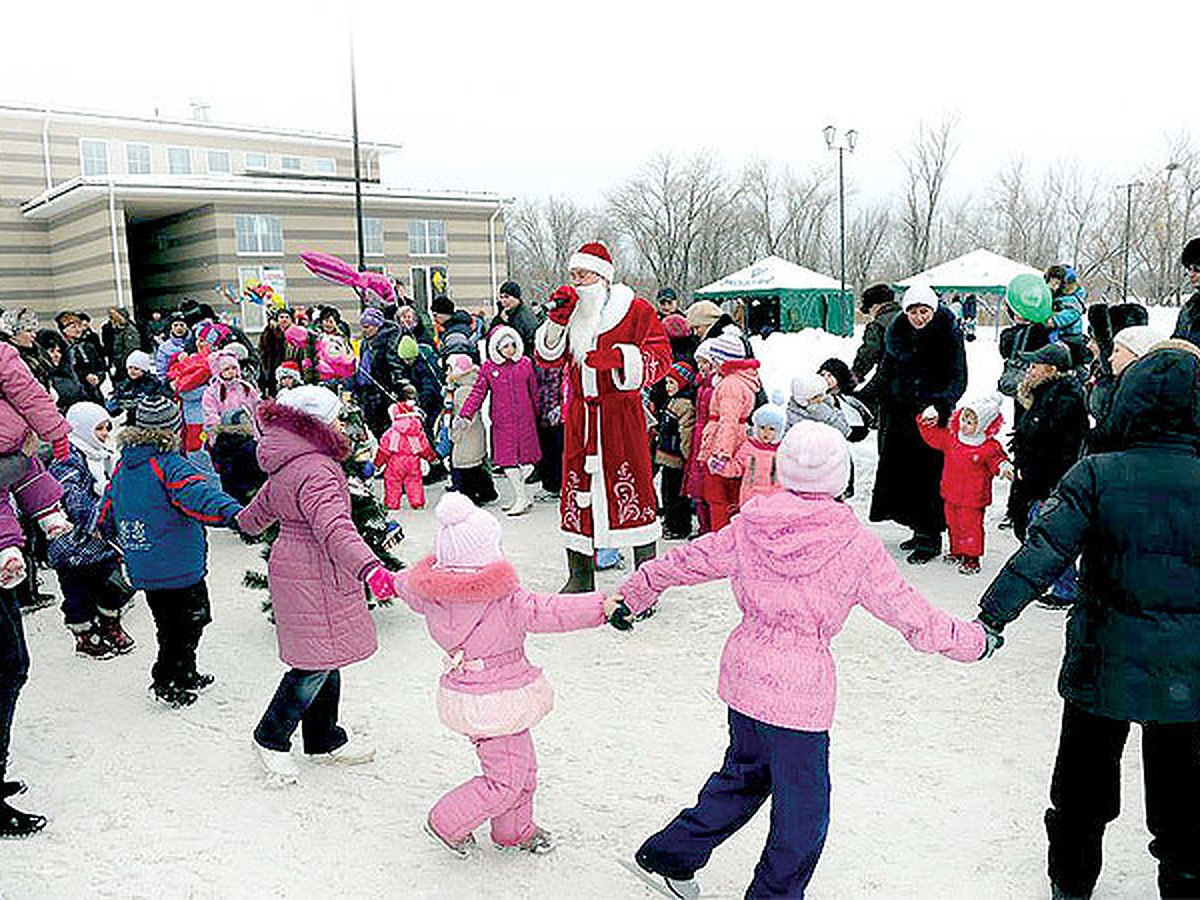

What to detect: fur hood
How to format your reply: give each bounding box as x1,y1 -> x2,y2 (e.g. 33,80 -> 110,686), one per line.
254,399 -> 349,473
486,325 -> 524,364
117,426 -> 180,452
1017,369 -> 1066,410
405,555 -> 519,604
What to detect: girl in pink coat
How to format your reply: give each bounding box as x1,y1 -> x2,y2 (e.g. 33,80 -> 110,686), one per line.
236,386 -> 398,786
457,325 -> 540,517
696,333 -> 761,531
373,394 -> 438,513
612,421 -> 991,900
683,342 -> 716,535
393,492 -> 619,857
722,403 -> 785,506
200,349 -> 260,446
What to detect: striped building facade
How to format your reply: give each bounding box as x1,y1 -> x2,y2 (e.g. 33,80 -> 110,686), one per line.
0,103 -> 507,330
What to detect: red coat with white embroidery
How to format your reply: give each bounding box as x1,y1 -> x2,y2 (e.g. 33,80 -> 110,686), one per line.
534,284 -> 671,552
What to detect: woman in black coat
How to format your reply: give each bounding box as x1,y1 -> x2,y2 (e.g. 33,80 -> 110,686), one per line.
857,286 -> 966,563
977,341 -> 1200,900
34,329 -> 86,412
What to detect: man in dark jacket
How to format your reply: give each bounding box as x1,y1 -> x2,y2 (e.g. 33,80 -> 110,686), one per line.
851,283 -> 903,383
431,295 -> 476,346
355,308 -> 406,438
977,342 -> 1200,900
1173,236 -> 1200,347
488,281 -> 539,355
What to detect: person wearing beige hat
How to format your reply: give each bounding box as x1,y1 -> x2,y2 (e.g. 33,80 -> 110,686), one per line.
684,300 -> 723,339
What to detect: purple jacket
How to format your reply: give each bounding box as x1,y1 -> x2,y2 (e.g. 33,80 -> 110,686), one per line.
618,490 -> 985,731
0,341 -> 69,455
236,400 -> 380,670
459,326 -> 540,468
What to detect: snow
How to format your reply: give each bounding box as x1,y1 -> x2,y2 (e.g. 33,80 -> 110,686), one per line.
3,324 -> 1165,899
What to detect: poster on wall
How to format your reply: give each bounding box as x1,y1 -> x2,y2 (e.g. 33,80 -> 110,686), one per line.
430,266 -> 447,297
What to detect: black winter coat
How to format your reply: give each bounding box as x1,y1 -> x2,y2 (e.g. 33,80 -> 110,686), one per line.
851,301 -> 901,382
489,302 -> 539,356
1173,291 -> 1200,347
1012,373 -> 1088,501
980,346 -> 1200,723
860,306 -> 966,534
356,321 -> 407,437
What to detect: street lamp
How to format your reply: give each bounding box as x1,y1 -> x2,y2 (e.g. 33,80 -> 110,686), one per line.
1118,180 -> 1144,302
824,125 -> 858,308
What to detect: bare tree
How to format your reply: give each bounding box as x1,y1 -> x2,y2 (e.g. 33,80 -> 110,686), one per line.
899,115 -> 959,274
506,195 -> 596,302
845,202 -> 892,293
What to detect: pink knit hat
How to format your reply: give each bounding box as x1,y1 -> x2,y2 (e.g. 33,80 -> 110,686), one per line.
446,353 -> 475,376
775,420 -> 850,496
434,492 -> 503,570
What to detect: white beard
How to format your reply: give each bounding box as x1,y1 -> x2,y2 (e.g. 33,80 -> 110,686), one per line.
568,281 -> 607,364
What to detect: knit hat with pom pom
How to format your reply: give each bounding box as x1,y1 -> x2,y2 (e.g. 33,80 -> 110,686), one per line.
434,492 -> 503,570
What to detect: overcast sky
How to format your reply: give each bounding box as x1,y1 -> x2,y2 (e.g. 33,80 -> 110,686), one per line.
3,0 -> 1193,206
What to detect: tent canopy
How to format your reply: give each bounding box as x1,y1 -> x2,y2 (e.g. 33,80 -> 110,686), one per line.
694,255 -> 853,336
897,248 -> 1042,293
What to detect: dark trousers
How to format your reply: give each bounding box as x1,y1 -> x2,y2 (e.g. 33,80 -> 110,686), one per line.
451,465 -> 498,505
660,465 -> 692,536
57,561 -> 125,628
536,423 -> 563,493
254,668 -> 347,755
637,707 -> 830,898
0,587 -> 30,774
1046,701 -> 1200,898
144,581 -> 211,688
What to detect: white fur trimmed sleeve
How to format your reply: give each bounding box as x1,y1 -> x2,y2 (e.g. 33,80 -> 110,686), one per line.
611,343 -> 645,391
534,321 -> 567,364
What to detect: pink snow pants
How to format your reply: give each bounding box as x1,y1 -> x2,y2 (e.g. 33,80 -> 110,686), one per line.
428,729 -> 538,846
383,458 -> 425,510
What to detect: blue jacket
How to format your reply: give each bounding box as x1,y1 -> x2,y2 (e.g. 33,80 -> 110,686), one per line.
47,448 -> 119,571
100,436 -> 241,590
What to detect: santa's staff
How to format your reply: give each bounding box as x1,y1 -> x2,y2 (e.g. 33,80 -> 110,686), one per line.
534,242 -> 671,591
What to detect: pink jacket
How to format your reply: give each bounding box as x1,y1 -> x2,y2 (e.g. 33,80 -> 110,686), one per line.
0,341 -> 69,454
684,372 -> 715,499
618,491 -> 985,731
697,359 -> 760,464
200,353 -> 260,441
726,438 -> 781,505
459,327 -> 540,468
374,403 -> 436,480
395,557 -> 605,737
236,401 -> 380,670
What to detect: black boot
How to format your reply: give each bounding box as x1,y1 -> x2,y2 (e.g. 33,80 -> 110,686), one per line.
632,543 -> 657,570
0,799 -> 46,838
561,549 -> 595,594
905,533 -> 942,565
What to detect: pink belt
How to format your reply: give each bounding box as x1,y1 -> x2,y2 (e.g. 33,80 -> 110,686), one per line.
442,647 -> 524,675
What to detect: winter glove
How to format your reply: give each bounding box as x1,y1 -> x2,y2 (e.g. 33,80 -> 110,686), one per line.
707,456 -> 728,475
998,461 -> 1014,480
361,461 -> 375,480
452,415 -> 470,432
608,600 -> 635,632
52,435 -> 70,462
420,459 -> 430,476
546,285 -> 579,326
918,405 -> 939,425
365,564 -> 397,602
974,617 -> 1005,659
585,348 -> 623,371
0,547 -> 26,590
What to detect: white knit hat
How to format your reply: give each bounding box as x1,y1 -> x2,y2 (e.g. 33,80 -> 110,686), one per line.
434,492 -> 503,570
1113,325 -> 1165,359
65,401 -> 112,452
125,349 -> 154,374
901,280 -> 939,311
277,385 -> 341,424
791,371 -> 828,404
775,420 -> 850,496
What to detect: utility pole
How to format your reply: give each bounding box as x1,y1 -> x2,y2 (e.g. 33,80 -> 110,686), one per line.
349,26 -> 366,288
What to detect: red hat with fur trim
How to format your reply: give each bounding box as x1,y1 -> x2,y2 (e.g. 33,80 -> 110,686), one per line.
568,242 -> 615,282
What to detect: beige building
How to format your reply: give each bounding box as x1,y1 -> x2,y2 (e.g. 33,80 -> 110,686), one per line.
0,102 -> 508,331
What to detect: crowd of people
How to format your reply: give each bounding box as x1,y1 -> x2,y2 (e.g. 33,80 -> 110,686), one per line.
1,236 -> 1199,900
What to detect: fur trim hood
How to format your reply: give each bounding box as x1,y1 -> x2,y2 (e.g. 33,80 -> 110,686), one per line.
405,555 -> 519,604
254,398 -> 349,472
117,426 -> 180,452
486,325 -> 524,364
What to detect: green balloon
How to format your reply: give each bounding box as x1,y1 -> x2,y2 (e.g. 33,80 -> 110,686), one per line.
1005,273 -> 1052,323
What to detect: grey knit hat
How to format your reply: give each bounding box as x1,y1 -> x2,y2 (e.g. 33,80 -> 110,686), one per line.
135,394 -> 182,432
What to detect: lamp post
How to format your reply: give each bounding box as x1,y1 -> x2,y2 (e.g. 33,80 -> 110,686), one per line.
1118,180 -> 1144,302
349,23 -> 366,293
824,125 -> 857,307
1165,162 -> 1181,304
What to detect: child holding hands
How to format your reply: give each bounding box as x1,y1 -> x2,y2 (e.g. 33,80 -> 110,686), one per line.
611,421 -> 993,900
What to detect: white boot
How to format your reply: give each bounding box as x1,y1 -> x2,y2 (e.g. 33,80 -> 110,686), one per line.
506,466 -> 531,517
255,741 -> 299,787
309,731 -> 376,765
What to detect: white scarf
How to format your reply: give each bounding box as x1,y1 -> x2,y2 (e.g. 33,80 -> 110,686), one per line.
69,433 -> 114,495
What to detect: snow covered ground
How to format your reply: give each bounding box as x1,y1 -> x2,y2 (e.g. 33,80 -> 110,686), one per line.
3,322 -> 1170,899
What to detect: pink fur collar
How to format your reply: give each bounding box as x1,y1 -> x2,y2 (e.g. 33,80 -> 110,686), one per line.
256,399 -> 349,460
406,555 -> 519,604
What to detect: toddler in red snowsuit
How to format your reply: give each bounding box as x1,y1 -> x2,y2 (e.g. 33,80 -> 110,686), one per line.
916,394 -> 1012,575
374,399 -> 438,513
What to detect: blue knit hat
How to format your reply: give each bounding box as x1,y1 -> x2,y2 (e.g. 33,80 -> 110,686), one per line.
752,404 -> 786,440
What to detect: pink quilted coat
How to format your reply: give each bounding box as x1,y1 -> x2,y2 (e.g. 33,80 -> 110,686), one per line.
697,359 -> 760,465
618,490 -> 985,730
236,400 -> 380,670
394,557 -> 605,738
200,350 -> 260,440
726,438 -> 781,505
0,341 -> 69,454
459,326 -> 540,468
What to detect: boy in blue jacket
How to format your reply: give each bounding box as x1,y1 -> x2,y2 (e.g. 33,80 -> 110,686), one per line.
100,394 -> 241,708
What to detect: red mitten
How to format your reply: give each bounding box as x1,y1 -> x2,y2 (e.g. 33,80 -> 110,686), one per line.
585,348 -> 623,371
52,435 -> 70,462
546,285 -> 579,325
364,564 -> 397,601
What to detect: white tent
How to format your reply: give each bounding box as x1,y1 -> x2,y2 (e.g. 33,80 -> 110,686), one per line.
695,255 -> 842,294
897,248 -> 1041,291
694,255 -> 853,335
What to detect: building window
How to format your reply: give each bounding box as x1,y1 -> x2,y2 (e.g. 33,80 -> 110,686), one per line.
313,157 -> 336,175
410,267 -> 429,312
237,265 -> 286,333
364,218 -> 385,256
168,147 -> 192,175
235,214 -> 284,255
207,149 -> 231,175
407,219 -> 446,256
281,155 -> 302,172
125,143 -> 151,175
244,151 -> 268,171
80,139 -> 109,176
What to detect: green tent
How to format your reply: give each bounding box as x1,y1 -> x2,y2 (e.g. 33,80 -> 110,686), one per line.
693,255 -> 854,336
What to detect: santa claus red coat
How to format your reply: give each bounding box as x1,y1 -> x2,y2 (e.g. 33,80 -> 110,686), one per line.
534,284 -> 671,553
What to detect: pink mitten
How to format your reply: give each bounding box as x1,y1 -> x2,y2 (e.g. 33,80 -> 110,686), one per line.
365,564 -> 397,601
